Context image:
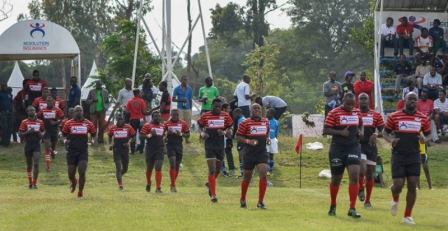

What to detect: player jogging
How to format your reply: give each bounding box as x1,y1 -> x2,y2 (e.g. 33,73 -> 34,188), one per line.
383,92 -> 431,225
197,98 -> 233,202
233,108 -> 246,178
108,113 -> 136,191
62,106 -> 96,199
357,93 -> 384,208
236,103 -> 271,209
266,108 -> 279,176
19,106 -> 44,189
140,111 -> 165,193
31,87 -> 50,111
323,93 -> 363,218
163,109 -> 190,192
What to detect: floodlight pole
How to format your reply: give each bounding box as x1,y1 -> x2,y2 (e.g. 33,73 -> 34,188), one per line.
131,0 -> 144,88
165,0 -> 173,94
197,0 -> 213,78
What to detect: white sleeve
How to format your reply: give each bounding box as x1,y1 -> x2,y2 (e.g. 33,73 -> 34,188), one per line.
244,84 -> 250,95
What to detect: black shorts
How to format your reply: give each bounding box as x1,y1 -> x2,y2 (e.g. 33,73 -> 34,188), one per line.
145,146 -> 164,163
360,143 -> 378,163
391,153 -> 421,178
43,133 -> 58,142
237,143 -> 244,152
243,153 -> 269,170
167,144 -> 183,162
113,148 -> 129,163
328,142 -> 360,175
24,144 -> 41,157
205,149 -> 224,161
421,154 -> 428,164
67,149 -> 89,166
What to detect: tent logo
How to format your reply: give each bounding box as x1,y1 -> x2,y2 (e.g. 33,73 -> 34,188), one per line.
30,23 -> 45,38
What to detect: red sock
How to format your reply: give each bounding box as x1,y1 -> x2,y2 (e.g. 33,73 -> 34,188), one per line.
358,176 -> 365,190
404,209 -> 412,217
208,175 -> 216,196
45,151 -> 51,169
32,180 -> 37,185
72,178 -> 78,185
349,184 -> 359,209
118,182 -> 123,187
78,191 -> 83,197
393,195 -> 399,202
329,184 -> 339,206
258,179 -> 267,203
155,170 -> 162,189
365,179 -> 374,202
26,168 -> 32,184
146,170 -> 152,185
175,169 -> 179,180
240,180 -> 250,201
169,168 -> 176,187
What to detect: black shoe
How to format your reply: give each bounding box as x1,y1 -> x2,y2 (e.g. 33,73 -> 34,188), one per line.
222,171 -> 230,177
358,189 -> 365,202
347,208 -> 361,218
29,184 -> 32,189
32,185 -> 38,189
434,140 -> 441,144
240,200 -> 247,208
364,202 -> 372,209
205,182 -> 211,197
257,202 -> 266,209
210,196 -> 218,203
119,186 -> 124,191
146,184 -> 151,192
155,188 -> 162,193
328,205 -> 336,216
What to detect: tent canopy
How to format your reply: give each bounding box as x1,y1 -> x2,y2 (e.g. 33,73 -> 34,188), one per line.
7,61 -> 24,88
81,60 -> 99,101
0,20 -> 80,61
376,0 -> 448,12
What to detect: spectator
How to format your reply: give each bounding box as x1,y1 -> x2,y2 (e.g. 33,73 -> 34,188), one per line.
423,66 -> 442,101
50,87 -> 65,110
323,71 -> 342,120
23,70 -> 48,107
396,99 -> 405,111
341,71 -> 355,100
116,78 -> 134,123
380,17 -> 398,58
353,71 -> 373,108
68,76 -> 81,108
126,89 -> 149,154
13,89 -> 27,143
233,75 -> 255,118
394,55 -> 415,97
172,75 -> 193,144
414,28 -> 434,65
0,82 -> 14,148
433,90 -> 448,135
435,53 -> 448,86
141,77 -> 158,121
396,17 -> 414,57
86,80 -> 110,144
415,59 -> 432,91
373,156 -> 385,188
198,77 -> 219,114
255,96 -> 288,120
417,91 -> 439,143
429,19 -> 446,55
402,81 -> 418,100
150,81 -> 171,122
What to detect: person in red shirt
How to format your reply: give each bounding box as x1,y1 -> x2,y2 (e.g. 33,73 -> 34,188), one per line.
125,89 -> 150,154
396,17 -> 414,56
37,96 -> 64,171
353,72 -> 374,108
197,98 -> 234,203
50,87 -> 65,110
24,70 -> 48,107
19,106 -> 44,189
396,99 -> 405,111
31,87 -> 50,111
108,113 -> 136,191
417,91 -> 439,143
163,109 -> 190,192
383,92 -> 431,225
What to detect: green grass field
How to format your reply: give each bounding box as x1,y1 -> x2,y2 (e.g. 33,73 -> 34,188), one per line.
1,134 -> 448,230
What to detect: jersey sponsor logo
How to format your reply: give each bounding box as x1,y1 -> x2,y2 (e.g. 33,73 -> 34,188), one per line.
114,131 -> 128,138
152,128 -> 164,136
415,117 -> 421,121
367,113 -> 374,117
331,158 -> 342,167
208,120 -> 224,127
250,125 -> 267,134
27,124 -> 41,131
340,116 -> 359,125
29,84 -> 42,92
362,117 -> 373,126
43,112 -> 56,119
39,102 -> 47,109
219,116 -> 225,119
348,154 -> 359,158
168,126 -> 182,132
71,126 -> 88,134
352,112 -> 358,115
398,121 -> 421,132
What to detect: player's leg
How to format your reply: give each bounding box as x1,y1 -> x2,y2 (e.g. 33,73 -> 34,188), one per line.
328,144 -> 345,216
43,138 -> 52,171
256,162 -> 268,209
171,148 -> 183,192
154,149 -> 164,192
358,153 -> 366,202
403,175 -> 419,224
237,147 -> 244,178
121,152 -> 129,177
114,152 -> 123,190
390,158 -> 406,216
225,147 -> 236,175
205,152 -> 218,200
25,154 -> 33,188
168,155 -> 177,191
146,160 -> 155,192
68,165 -> 78,193
240,157 -> 254,208
31,152 -> 40,188
364,160 -> 376,207
421,154 -> 432,189
77,160 -> 88,198
346,164 -> 361,218
50,135 -> 57,159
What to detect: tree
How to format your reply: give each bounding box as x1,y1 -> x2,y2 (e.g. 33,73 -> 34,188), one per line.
349,1 -> 375,57
210,3 -> 248,47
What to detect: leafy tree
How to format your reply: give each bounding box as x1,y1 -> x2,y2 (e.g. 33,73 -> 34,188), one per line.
349,1 -> 375,57
210,3 -> 248,47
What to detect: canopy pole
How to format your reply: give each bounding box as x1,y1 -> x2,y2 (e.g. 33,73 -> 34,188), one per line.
131,0 -> 144,87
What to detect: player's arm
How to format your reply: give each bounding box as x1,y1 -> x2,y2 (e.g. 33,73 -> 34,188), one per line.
180,122 -> 190,138
382,116 -> 400,147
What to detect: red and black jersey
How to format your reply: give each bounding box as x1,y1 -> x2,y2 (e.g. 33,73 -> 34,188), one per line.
164,119 -> 190,144
54,97 -> 65,110
62,119 -> 96,151
140,122 -> 164,147
108,124 -> 136,148
237,117 -> 270,156
160,91 -> 171,119
60,118 -> 69,130
385,110 -> 431,155
324,106 -> 363,146
32,97 -> 64,111
37,106 -> 64,134
24,78 -> 47,104
198,111 -> 233,150
19,118 -> 44,144
360,109 -> 385,144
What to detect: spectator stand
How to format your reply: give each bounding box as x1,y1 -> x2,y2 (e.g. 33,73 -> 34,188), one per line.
374,0 -> 448,117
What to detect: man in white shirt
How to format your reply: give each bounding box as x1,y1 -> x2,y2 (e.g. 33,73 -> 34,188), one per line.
255,96 -> 288,120
433,90 -> 448,135
380,17 -> 398,58
423,66 -> 442,101
116,78 -> 134,123
233,75 -> 255,118
415,28 -> 434,65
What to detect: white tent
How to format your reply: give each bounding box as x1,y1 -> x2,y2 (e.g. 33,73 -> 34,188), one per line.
7,61 -> 24,96
81,60 -> 98,101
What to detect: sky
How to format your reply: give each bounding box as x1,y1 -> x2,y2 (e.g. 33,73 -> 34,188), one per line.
0,0 -> 292,57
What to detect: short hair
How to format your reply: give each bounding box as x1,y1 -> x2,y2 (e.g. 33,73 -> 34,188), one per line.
233,108 -> 242,114
440,90 -> 446,95
70,76 -> 77,80
243,74 -> 250,79
205,76 -> 212,82
421,27 -> 428,33
386,17 -> 393,21
267,108 -> 275,114
51,87 -> 57,92
22,79 -> 30,87
133,89 -> 140,96
32,70 -> 39,74
160,81 -> 167,88
222,103 -> 229,110
255,96 -> 262,102
212,98 -> 222,104
115,113 -> 123,118
42,87 -> 49,92
434,19 -> 441,25
26,105 -> 35,111
181,75 -> 187,79
343,92 -> 355,101
401,16 -> 407,21
151,110 -> 160,117
171,109 -> 179,114
407,80 -> 414,86
74,105 -> 83,110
